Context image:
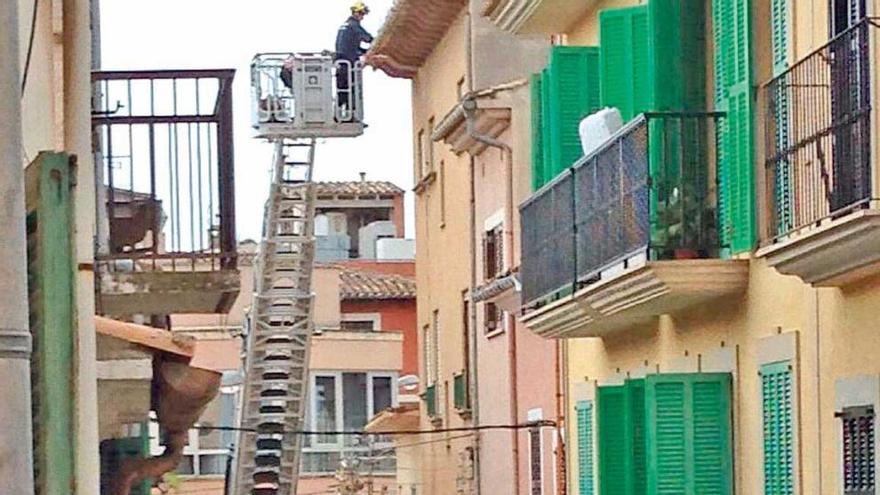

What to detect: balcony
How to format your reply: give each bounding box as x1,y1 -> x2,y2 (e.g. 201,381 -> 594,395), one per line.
482,0 -> 599,35
520,113 -> 749,338
758,20 -> 880,287
92,70 -> 240,316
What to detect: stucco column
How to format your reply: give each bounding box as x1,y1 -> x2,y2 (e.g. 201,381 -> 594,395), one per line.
67,0 -> 101,491
0,1 -> 37,492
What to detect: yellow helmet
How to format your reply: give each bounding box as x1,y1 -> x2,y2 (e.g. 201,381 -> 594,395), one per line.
351,1 -> 370,14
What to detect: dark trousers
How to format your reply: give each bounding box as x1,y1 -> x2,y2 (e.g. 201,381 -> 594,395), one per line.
335,61 -> 355,121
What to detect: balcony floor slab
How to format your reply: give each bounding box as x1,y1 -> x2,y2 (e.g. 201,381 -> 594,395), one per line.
521,259 -> 749,339
757,209 -> 880,287
99,269 -> 241,316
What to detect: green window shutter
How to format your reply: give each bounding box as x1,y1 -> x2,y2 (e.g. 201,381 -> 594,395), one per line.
531,73 -> 546,191
761,361 -> 795,495
628,379 -> 648,494
600,6 -> 652,122
541,68 -> 553,186
99,424 -> 152,495
597,381 -> 647,495
25,152 -> 76,495
648,0 -> 707,112
577,401 -> 595,495
770,0 -> 792,235
546,46 -> 601,181
598,385 -> 631,495
645,373 -> 733,495
714,0 -> 756,254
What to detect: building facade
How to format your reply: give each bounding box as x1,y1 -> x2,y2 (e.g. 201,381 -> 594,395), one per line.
170,181 -> 418,494
481,0 -> 880,494
370,2 -> 564,493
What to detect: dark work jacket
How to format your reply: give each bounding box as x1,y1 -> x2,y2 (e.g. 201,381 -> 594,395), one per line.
335,16 -> 374,63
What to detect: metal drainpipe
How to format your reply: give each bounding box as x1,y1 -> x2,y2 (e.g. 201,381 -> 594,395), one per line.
463,99 -> 520,495
0,1 -> 36,493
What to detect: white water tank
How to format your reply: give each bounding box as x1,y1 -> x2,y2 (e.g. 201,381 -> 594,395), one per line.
579,107 -> 624,158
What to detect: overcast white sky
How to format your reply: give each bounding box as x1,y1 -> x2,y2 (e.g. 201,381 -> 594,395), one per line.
99,0 -> 414,242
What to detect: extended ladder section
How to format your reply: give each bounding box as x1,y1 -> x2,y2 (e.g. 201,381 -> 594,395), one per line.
233,141 -> 318,495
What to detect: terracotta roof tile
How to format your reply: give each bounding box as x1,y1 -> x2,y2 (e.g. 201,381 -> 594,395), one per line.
370,0 -> 467,78
314,181 -> 403,198
338,266 -> 416,300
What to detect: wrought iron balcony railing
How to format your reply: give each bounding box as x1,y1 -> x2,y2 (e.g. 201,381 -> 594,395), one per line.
520,113 -> 723,310
92,69 -> 237,273
762,19 -> 879,243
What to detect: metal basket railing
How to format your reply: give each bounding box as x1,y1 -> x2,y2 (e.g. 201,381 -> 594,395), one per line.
762,18 -> 879,243
520,112 -> 723,310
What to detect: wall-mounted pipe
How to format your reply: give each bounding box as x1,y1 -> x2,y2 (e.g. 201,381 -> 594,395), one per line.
463,98 -> 520,494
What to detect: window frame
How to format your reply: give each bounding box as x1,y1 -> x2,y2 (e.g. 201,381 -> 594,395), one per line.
307,370 -> 400,451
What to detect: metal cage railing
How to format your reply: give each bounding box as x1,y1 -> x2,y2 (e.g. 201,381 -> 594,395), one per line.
762,18 -> 879,243
251,52 -> 364,128
520,112 -> 723,310
91,69 -> 237,273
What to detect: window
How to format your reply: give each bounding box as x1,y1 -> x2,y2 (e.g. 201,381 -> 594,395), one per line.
343,373 -> 368,446
529,424 -> 544,495
430,311 -> 440,385
315,376 -> 337,444
576,401 -> 595,495
484,225 -> 504,280
416,129 -> 425,180
439,160 -> 446,225
598,374 -> 733,495
761,362 -> 795,494
426,117 -> 435,174
373,376 -> 393,414
304,372 -> 398,473
340,320 -> 376,332
839,405 -> 875,495
484,303 -> 502,334
173,385 -> 237,478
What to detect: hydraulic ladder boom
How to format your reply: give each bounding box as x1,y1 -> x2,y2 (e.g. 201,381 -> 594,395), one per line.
233,141 -> 317,495
232,51 -> 365,495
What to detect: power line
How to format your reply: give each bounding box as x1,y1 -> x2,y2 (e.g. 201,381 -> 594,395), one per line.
21,0 -> 39,96
186,420 -> 556,437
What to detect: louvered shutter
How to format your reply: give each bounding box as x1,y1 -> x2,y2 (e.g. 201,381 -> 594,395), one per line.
531,73 -> 545,191
598,385 -> 631,495
761,361 -> 795,495
600,6 -> 652,122
25,153 -> 76,495
546,46 -> 601,181
649,0 -> 707,112
598,381 -> 646,495
541,68 -> 553,184
840,406 -> 875,495
629,380 -> 648,494
770,0 -> 792,235
577,401 -> 596,495
645,373 -> 733,495
714,0 -> 756,254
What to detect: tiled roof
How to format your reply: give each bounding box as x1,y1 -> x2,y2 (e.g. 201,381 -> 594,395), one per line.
314,181 -> 404,198
369,0 -> 467,78
339,266 -> 416,300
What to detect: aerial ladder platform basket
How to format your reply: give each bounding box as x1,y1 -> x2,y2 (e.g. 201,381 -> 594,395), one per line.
231,52 -> 365,495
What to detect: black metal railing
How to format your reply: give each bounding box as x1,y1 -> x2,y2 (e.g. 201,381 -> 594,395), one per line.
520,113 -> 723,310
92,69 -> 237,272
763,19 -> 878,243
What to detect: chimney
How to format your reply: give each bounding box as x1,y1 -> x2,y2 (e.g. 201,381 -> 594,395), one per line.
359,172 -> 366,182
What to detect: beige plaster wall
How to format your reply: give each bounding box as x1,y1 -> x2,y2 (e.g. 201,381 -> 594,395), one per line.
309,331 -> 404,372
411,11 -> 477,495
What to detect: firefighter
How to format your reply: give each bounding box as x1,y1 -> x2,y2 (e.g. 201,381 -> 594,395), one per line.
334,2 -> 373,121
